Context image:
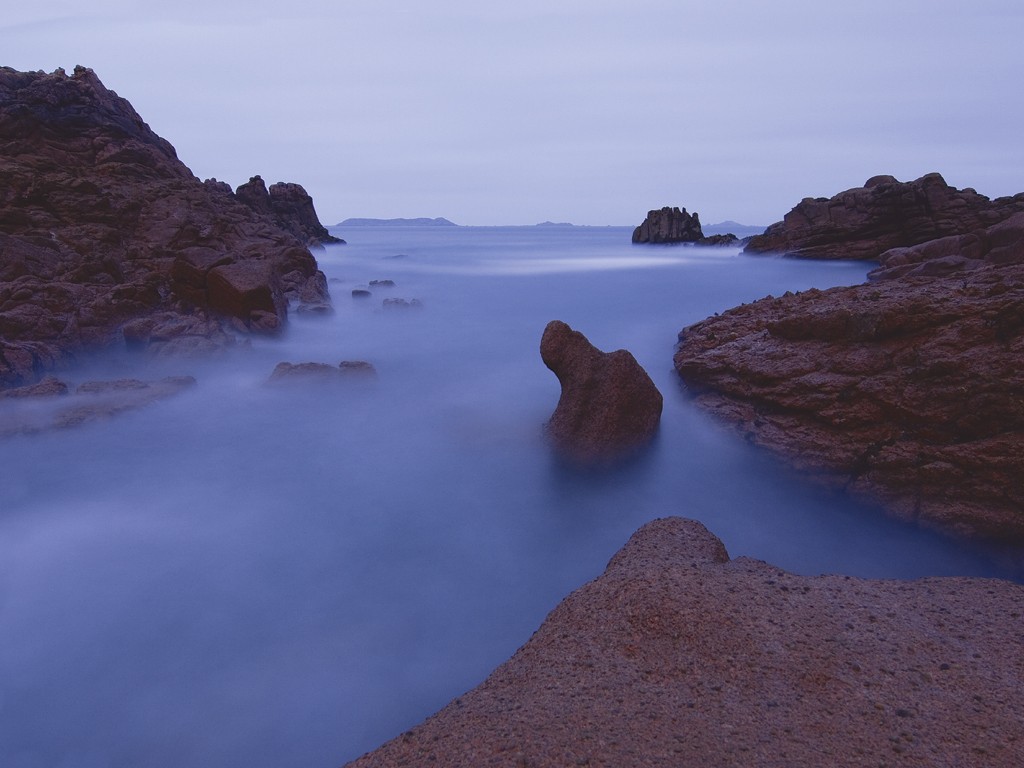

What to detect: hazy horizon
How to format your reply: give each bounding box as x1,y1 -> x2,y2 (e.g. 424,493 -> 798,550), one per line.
4,1 -> 1023,226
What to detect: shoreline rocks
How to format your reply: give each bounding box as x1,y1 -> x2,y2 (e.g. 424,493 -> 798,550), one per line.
348,517 -> 1024,767
744,173 -> 1024,261
676,231 -> 1024,544
0,65 -> 335,387
540,320 -> 662,467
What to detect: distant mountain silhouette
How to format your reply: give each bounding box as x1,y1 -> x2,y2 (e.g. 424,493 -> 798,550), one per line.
337,217 -> 458,227
703,220 -> 766,237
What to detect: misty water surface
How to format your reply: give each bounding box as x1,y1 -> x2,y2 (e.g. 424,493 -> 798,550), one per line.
0,226 -> 1016,767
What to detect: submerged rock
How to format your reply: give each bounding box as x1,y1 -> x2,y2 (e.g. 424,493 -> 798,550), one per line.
268,360 -> 377,385
382,298 -> 422,310
0,375 -> 196,437
540,320 -> 662,466
347,517 -> 1024,767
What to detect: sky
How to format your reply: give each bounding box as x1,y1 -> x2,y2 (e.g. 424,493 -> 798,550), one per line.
3,1 -> 1023,226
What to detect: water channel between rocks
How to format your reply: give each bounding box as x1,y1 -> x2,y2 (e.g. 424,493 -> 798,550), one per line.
0,225 -> 1014,768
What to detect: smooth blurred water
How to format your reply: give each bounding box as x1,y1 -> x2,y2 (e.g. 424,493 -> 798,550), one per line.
0,226 -> 1016,767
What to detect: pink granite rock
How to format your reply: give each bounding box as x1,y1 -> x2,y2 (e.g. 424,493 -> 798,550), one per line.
540,320 -> 662,466
347,517 -> 1024,767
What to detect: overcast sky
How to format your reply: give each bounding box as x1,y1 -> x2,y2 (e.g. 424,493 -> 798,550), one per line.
4,1 -> 1023,226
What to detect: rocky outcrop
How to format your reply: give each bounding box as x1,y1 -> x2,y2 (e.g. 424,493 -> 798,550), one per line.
745,173 -> 1024,260
540,320 -> 662,466
870,210 -> 1024,281
674,261 -> 1024,543
632,206 -> 703,244
0,66 -> 333,387
347,517 -> 1024,767
235,175 -> 343,247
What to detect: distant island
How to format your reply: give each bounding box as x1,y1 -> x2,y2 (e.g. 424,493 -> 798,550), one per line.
703,220 -> 766,237
336,217 -> 459,227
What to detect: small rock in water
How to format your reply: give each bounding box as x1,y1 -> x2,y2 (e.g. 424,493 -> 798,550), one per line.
351,289 -> 373,298
382,298 -> 423,310
369,279 -> 396,287
268,361 -> 377,385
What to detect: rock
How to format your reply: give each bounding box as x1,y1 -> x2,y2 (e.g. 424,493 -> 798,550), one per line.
871,210 -> 1024,281
382,298 -> 422,310
697,233 -> 740,247
674,262 -> 1024,542
338,360 -> 378,377
745,173 -> 1024,260
0,376 -> 68,399
235,175 -> 343,247
0,66 -> 332,387
631,206 -> 703,244
268,360 -> 377,385
0,375 -> 196,436
540,320 -> 662,466
351,289 -> 372,298
346,517 -> 1024,768
368,279 -> 395,287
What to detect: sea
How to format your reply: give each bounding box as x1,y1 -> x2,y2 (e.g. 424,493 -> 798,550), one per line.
0,225 -> 1016,767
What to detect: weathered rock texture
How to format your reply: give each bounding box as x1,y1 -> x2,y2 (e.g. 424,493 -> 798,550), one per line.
745,173 -> 1024,261
674,259 -> 1024,542
0,66 -> 334,387
235,175 -> 343,247
871,210 -> 1024,281
540,320 -> 662,466
348,517 -> 1024,767
632,206 -> 704,244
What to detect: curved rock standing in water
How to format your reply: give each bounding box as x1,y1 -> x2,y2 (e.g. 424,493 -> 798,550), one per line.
0,65 -> 335,386
540,320 -> 663,466
347,517 -> 1024,767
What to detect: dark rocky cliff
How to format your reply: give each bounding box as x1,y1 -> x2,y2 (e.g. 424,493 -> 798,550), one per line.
0,66 -> 335,386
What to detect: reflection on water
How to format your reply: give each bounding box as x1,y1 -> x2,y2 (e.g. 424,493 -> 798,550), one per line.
0,226 -> 1016,767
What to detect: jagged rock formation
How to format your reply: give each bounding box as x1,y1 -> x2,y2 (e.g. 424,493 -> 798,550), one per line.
347,517 -> 1024,767
540,320 -> 662,466
675,251 -> 1024,542
0,65 -> 334,386
632,206 -> 704,244
745,173 -> 1024,260
235,175 -> 343,246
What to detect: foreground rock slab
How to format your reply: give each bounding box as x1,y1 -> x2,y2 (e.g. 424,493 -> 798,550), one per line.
348,517 -> 1024,767
540,320 -> 662,466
